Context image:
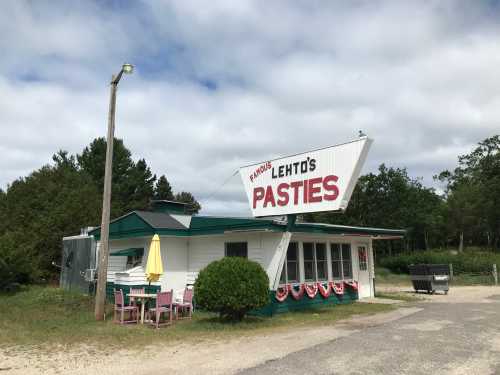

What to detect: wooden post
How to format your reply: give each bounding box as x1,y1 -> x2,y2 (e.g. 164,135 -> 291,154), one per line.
95,76 -> 118,321
493,264 -> 498,286
458,232 -> 464,253
449,263 -> 454,281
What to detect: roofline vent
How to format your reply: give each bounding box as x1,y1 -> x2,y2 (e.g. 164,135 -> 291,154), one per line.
150,200 -> 189,215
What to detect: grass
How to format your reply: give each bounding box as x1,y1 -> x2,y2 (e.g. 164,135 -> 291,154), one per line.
0,286 -> 394,348
449,273 -> 497,285
375,267 -> 497,286
374,291 -> 423,303
375,268 -> 411,286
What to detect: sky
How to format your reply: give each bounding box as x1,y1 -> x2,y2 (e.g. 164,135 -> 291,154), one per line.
1,0 -> 499,216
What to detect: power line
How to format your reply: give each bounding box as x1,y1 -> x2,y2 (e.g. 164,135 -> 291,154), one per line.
204,169 -> 239,202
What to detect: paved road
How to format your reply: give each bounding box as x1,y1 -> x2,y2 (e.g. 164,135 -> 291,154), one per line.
239,295 -> 500,375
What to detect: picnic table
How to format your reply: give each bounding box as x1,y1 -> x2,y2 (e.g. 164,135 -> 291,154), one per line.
127,293 -> 157,324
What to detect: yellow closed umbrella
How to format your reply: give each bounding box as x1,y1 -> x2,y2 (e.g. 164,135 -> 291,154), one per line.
146,234 -> 163,283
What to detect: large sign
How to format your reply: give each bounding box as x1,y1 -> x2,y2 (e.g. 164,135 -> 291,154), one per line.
239,137 -> 373,217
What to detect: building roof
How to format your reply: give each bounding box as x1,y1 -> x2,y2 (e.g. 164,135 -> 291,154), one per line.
135,210 -> 188,230
89,210 -> 405,240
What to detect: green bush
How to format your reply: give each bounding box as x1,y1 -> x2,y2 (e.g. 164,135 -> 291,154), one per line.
0,232 -> 38,292
194,257 -> 270,321
379,250 -> 500,275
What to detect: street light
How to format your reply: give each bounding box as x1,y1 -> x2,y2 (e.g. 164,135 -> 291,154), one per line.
122,63 -> 134,74
95,63 -> 134,321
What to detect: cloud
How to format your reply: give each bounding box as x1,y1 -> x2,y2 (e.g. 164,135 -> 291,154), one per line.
1,0 -> 499,217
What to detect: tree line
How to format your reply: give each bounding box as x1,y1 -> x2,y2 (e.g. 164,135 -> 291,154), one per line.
0,138 -> 200,287
1,134 -> 498,289
305,135 -> 500,255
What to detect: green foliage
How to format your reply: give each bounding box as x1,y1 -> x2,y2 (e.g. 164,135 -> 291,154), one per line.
155,175 -> 174,200
194,257 -> 270,321
0,138 -> 200,285
0,189 -> 6,235
307,164 -> 445,251
379,250 -> 500,275
307,135 -> 499,252
175,191 -> 201,214
437,135 -> 500,249
0,232 -> 39,291
77,138 -> 156,216
1,152 -> 101,280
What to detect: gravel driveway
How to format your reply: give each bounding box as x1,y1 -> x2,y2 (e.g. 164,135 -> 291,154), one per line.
239,286 -> 500,375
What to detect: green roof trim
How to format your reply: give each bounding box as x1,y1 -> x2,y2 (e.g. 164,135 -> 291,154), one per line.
89,211 -> 405,240
189,216 -> 283,235
90,211 -> 157,240
110,248 -> 144,257
292,223 -> 406,237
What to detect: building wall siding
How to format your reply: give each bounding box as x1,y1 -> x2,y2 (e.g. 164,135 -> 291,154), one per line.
158,236 -> 189,295
187,232 -> 284,285
106,238 -> 149,282
105,232 -> 373,302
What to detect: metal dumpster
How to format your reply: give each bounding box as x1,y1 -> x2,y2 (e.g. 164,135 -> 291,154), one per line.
409,264 -> 449,294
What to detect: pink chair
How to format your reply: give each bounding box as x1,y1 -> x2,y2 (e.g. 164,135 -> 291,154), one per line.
176,288 -> 194,320
147,290 -> 174,328
113,289 -> 139,324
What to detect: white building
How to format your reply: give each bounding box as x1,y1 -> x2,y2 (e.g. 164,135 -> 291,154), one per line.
84,200 -> 404,314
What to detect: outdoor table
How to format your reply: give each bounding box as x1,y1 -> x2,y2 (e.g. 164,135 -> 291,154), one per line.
127,293 -> 157,324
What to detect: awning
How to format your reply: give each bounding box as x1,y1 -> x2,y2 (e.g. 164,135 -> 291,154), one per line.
110,248 -> 144,257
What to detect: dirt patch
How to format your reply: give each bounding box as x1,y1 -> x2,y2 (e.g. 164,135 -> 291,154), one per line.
400,319 -> 453,332
377,285 -> 500,304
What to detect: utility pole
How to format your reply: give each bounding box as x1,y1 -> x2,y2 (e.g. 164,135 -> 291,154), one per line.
95,64 -> 134,321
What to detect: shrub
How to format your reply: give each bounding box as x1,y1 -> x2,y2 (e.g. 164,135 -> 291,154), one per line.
0,232 -> 38,292
194,257 -> 270,321
379,250 -> 500,275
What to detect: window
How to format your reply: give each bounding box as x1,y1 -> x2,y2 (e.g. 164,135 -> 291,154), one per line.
126,255 -> 143,270
225,242 -> 248,258
316,243 -> 328,281
302,242 -> 327,282
279,242 -> 299,284
358,246 -> 368,271
342,244 -> 353,278
331,244 -> 342,279
342,243 -> 352,279
303,242 -> 316,281
330,243 -> 352,279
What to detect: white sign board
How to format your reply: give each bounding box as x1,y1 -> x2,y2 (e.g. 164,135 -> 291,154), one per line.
239,137 -> 373,217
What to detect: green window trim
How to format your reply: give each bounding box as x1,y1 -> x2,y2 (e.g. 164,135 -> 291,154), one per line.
110,248 -> 144,257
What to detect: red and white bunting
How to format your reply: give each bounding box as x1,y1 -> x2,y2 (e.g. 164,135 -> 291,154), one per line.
304,283 -> 319,298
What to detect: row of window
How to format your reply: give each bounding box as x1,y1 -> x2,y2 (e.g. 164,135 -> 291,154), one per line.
279,242 -> 353,284
123,242 -> 362,277
224,241 -> 358,284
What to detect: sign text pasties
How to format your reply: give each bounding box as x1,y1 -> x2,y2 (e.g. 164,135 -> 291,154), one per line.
239,137 -> 373,217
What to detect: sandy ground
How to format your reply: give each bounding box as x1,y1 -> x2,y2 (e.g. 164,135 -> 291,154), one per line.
377,284 -> 500,304
1,286 -> 498,375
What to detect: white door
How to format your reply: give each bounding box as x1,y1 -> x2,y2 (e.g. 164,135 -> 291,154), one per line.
356,245 -> 372,298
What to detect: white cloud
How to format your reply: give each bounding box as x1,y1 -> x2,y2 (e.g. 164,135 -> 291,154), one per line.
1,0 -> 499,217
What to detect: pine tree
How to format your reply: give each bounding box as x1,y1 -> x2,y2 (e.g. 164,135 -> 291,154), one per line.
154,175 -> 174,200
175,192 -> 201,214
